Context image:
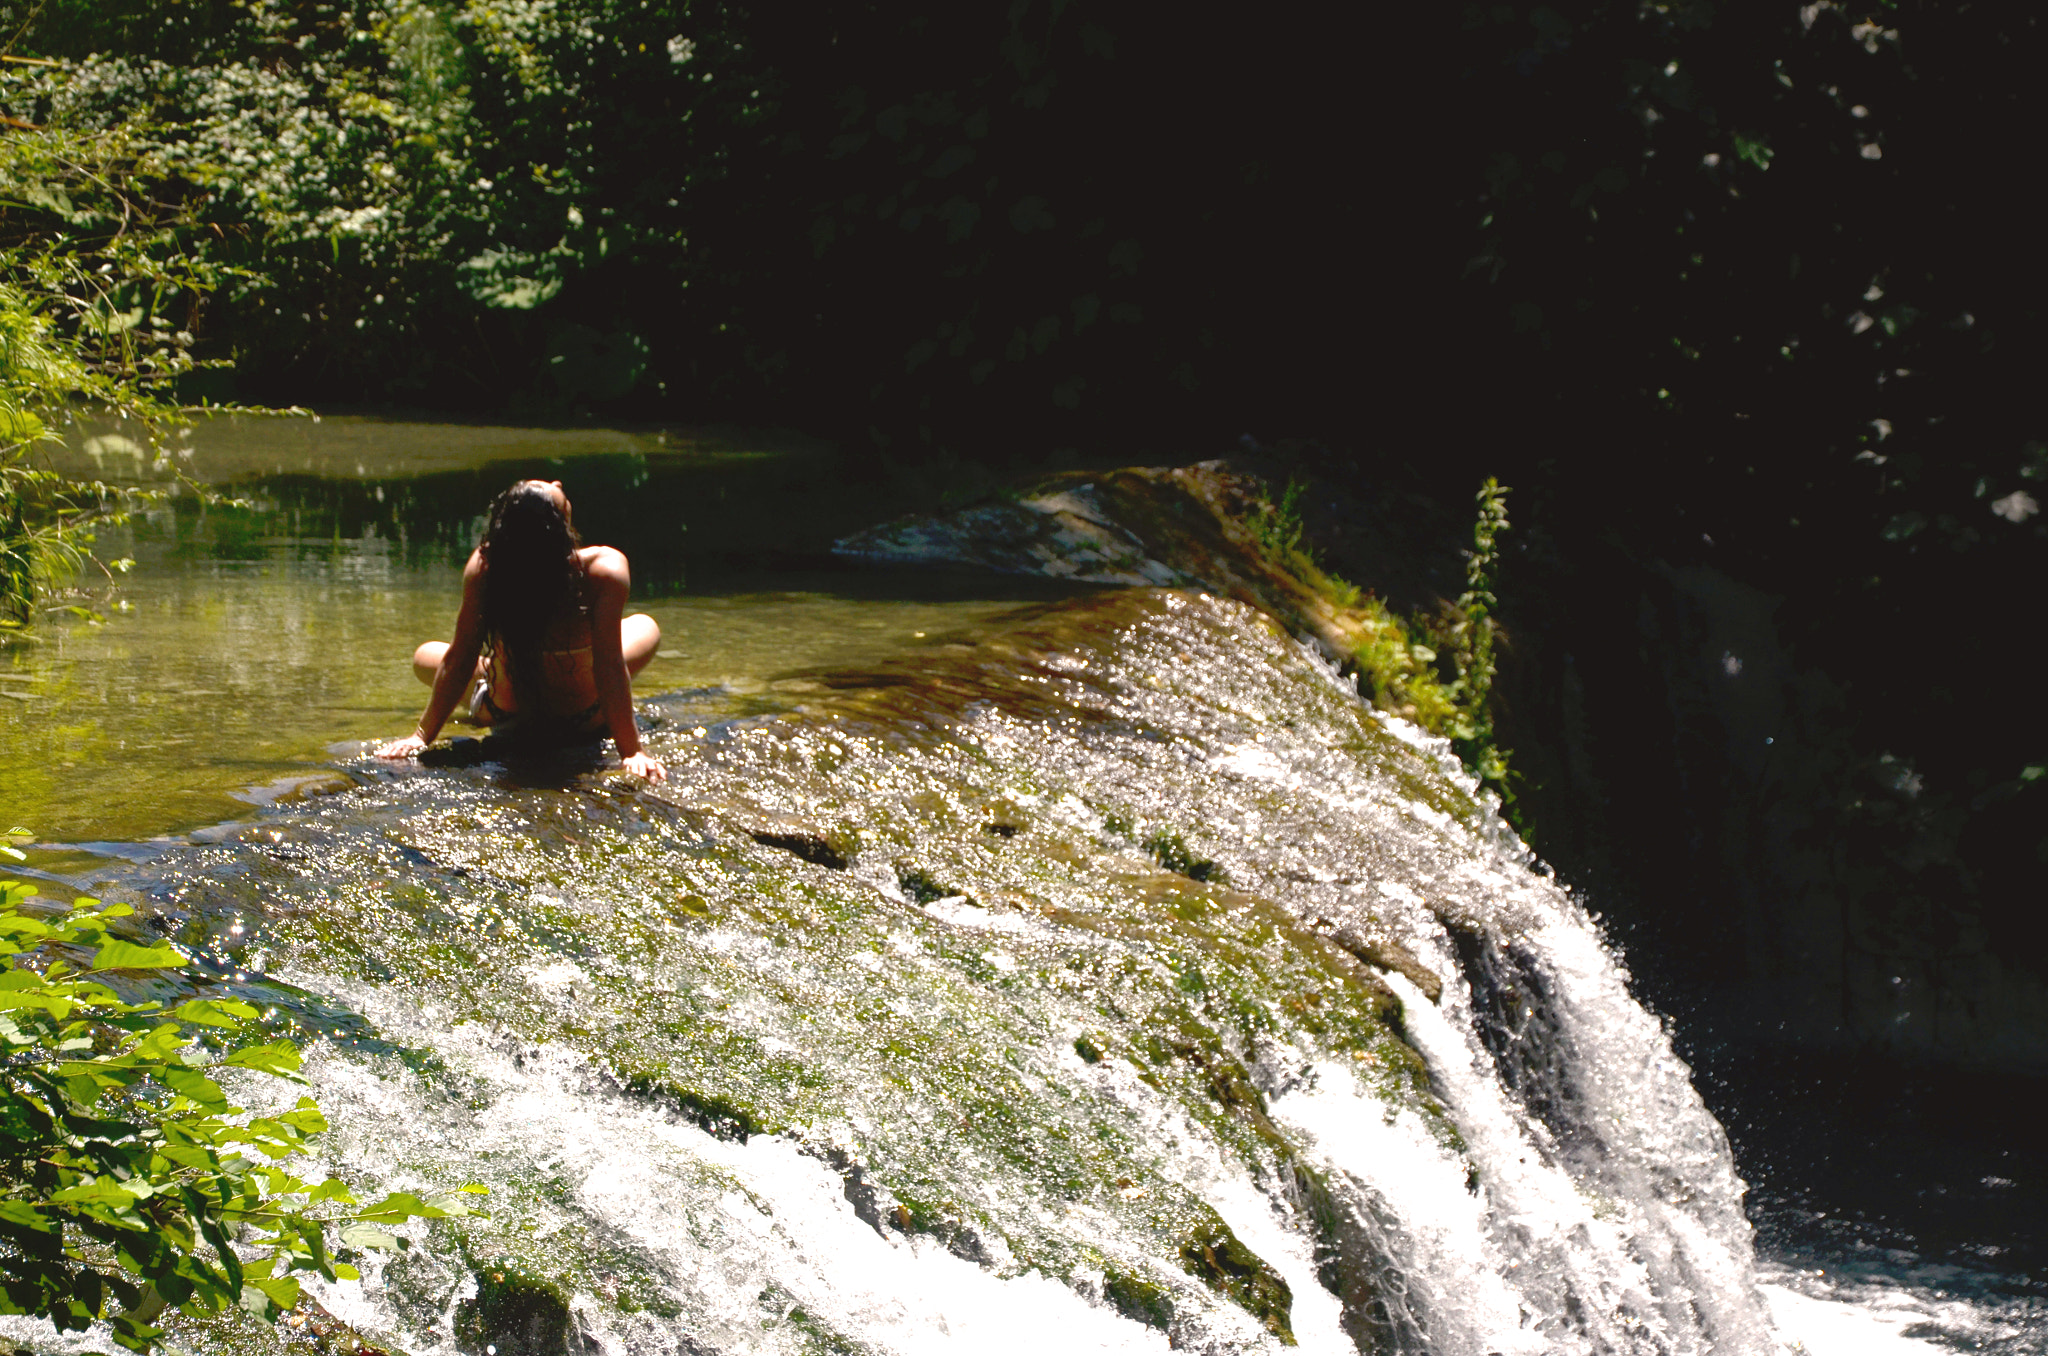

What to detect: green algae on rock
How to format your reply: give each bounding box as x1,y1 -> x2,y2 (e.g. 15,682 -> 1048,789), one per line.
833,464 -> 1368,664
62,586 -> 1559,1353
454,1260 -> 576,1356
834,462 -> 1517,799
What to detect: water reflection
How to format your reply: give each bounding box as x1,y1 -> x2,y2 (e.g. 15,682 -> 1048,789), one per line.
52,414 -> 963,590
4,416 -> 1091,842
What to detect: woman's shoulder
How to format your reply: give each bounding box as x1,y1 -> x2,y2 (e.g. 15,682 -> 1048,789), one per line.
576,545 -> 631,588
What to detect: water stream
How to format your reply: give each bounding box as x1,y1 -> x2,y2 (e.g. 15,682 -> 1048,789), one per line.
1,420 -> 2038,1354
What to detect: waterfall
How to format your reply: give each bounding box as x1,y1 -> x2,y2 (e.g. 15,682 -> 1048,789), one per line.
6,589 -> 1792,1355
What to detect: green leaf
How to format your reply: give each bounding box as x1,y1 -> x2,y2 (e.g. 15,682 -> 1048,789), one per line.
49,1178 -> 145,1210
221,1040 -> 304,1076
354,1190 -> 442,1222
130,1022 -> 192,1060
171,997 -> 260,1027
92,939 -> 186,970
1732,133 -> 1774,170
109,1312 -> 167,1352
306,1177 -> 356,1205
276,1097 -> 328,1133
0,1200 -> 57,1232
159,1064 -> 229,1109
337,1220 -> 401,1251
238,1271 -> 301,1318
2,802 -> 475,1341
0,990 -> 75,1016
426,1189 -> 485,1216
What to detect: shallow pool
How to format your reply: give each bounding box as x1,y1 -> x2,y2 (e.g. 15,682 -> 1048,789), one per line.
2,415 -> 1088,842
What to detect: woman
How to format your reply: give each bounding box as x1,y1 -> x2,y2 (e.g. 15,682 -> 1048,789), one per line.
378,479 -> 666,781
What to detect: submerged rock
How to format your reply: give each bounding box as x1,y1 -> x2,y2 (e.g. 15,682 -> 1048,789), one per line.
1179,1218 -> 1296,1345
455,1260 -> 583,1355
96,586 -> 1766,1355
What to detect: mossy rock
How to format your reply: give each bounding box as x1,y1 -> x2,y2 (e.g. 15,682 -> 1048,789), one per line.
455,1259 -> 578,1356
1144,828 -> 1227,883
893,859 -> 958,904
1288,1160 -> 1431,1352
889,1194 -> 995,1264
1179,1219 -> 1295,1344
1102,1265 -> 1176,1331
143,1296 -> 410,1356
620,1070 -> 767,1142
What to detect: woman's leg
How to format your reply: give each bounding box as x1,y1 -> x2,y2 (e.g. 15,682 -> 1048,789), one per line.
413,642 -> 492,723
622,614 -> 661,678
412,641 -> 449,686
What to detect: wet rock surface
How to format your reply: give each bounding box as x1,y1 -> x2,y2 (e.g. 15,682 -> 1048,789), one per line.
834,463 -> 1376,664
25,587 -> 1764,1355
454,1261 -> 595,1356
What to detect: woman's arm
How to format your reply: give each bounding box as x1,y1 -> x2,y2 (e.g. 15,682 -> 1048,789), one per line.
586,548 -> 664,781
378,552 -> 489,758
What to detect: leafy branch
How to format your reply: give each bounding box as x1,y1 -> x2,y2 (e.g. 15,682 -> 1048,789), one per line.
2,876 -> 483,1352
2,57 -> 264,629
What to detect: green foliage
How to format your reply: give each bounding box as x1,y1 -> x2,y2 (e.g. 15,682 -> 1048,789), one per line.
1452,2 -> 2048,967
1457,0 -> 2047,654
1,0 -> 1365,444
0,284 -> 142,627
4,0 -> 750,408
0,877 -> 483,1351
1348,597 -> 1464,736
1437,479 -> 1511,792
1240,473 -> 1515,800
1241,474 -> 1359,609
0,59 -> 243,628
1334,482 -> 1513,799
1245,477 -> 1308,562
0,97 -> 223,407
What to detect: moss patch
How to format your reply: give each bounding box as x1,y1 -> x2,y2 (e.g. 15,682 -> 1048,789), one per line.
455,1260 -> 573,1356
1179,1218 -> 1296,1345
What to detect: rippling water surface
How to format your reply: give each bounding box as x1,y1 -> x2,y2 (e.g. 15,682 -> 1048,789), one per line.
2,417 -> 1086,841
2,418 -> 2040,1355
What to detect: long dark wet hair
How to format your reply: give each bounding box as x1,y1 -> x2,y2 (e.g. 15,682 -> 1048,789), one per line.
478,480 -> 584,715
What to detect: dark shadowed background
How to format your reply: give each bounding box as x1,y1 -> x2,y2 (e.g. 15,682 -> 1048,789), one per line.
6,0 -> 2046,1274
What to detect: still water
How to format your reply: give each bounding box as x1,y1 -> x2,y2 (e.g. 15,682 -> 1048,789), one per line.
1,415 -> 1086,842
2,417 -> 2041,1354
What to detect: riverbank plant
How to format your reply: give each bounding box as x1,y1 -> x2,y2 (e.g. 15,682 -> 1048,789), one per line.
0,58 -> 243,628
1249,475 -> 1515,801
0,280 -> 141,627
0,875 -> 478,1351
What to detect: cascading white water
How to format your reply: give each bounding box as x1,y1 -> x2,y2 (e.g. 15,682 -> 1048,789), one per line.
1167,646 -> 1776,1355
7,589 -> 1947,1356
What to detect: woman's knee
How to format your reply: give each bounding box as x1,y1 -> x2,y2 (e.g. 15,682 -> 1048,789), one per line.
412,641 -> 449,684
622,614 -> 660,672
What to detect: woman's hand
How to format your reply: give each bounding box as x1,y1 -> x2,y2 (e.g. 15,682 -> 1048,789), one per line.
621,751 -> 666,782
378,733 -> 429,760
